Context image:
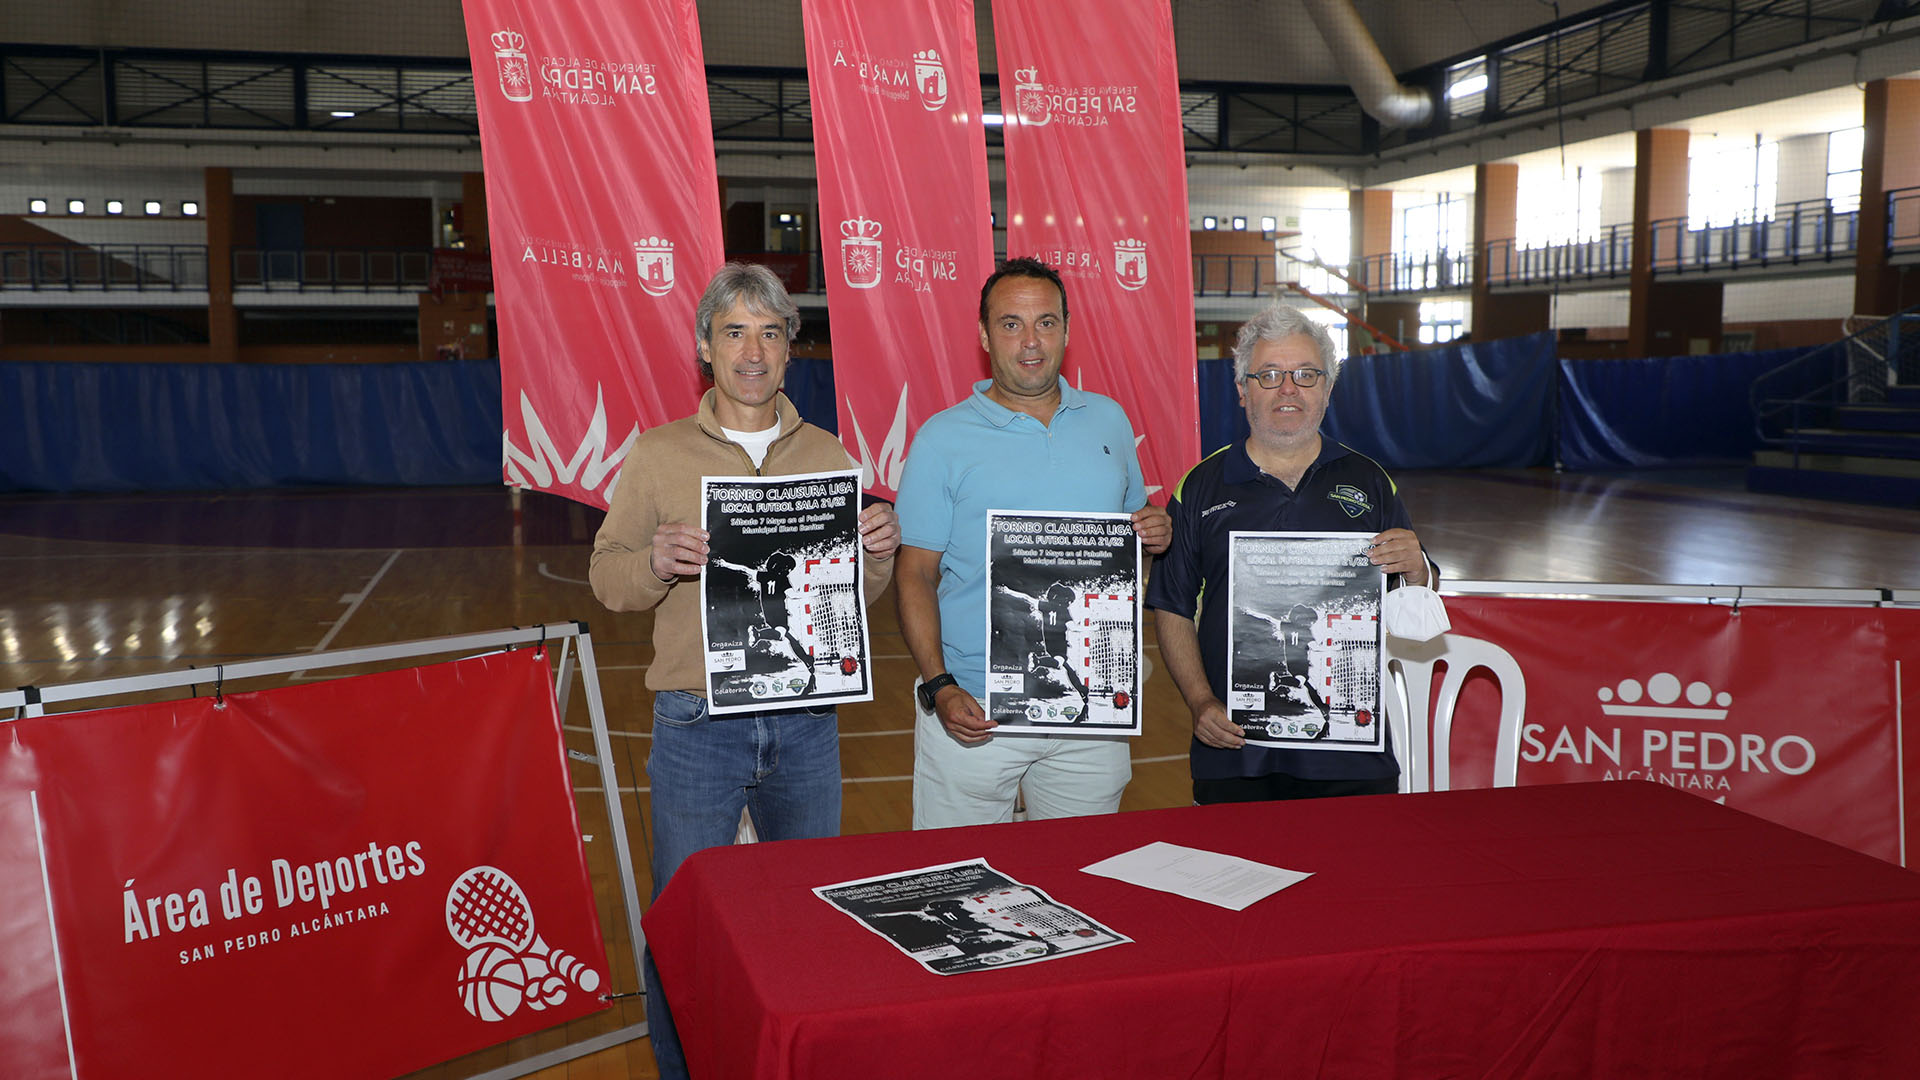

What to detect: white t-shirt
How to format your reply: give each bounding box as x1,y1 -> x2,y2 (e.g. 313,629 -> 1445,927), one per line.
722,423 -> 780,469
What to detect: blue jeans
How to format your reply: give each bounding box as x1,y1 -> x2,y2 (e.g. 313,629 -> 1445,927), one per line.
643,690 -> 842,1079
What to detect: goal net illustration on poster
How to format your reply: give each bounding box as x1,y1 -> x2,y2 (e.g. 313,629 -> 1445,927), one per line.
984,510 -> 1142,735
701,469 -> 871,714
1226,532 -> 1386,752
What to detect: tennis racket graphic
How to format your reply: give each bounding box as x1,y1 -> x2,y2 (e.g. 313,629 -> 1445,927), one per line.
446,865 -> 601,1010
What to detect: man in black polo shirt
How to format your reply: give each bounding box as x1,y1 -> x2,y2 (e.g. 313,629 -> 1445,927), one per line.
1144,305 -> 1433,803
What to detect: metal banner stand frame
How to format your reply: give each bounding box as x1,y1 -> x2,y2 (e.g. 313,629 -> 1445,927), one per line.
1,621 -> 650,1080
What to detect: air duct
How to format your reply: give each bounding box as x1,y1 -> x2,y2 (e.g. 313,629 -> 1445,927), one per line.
1300,0 -> 1434,130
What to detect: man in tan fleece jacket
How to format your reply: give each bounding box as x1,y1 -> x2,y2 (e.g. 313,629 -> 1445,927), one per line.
588,261 -> 898,1080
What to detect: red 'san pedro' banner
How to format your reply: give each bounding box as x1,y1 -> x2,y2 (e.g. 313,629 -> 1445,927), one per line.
1438,598 -> 1918,865
462,0 -> 724,509
0,649 -> 605,1079
991,0 -> 1200,498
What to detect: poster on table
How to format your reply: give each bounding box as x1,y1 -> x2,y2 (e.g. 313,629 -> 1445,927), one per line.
700,469 -> 871,714
1226,532 -> 1387,752
0,649 -> 606,1080
814,858 -> 1129,975
983,510 -> 1143,735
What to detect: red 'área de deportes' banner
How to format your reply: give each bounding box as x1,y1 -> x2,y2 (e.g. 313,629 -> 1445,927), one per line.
1434,597 -> 1919,865
804,0 -> 996,499
0,649 -> 605,1079
991,0 -> 1200,499
462,0 -> 725,509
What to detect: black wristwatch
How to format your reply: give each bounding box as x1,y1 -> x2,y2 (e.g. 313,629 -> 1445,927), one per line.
917,673 -> 959,712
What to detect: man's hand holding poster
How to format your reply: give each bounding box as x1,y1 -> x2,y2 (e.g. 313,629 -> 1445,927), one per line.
700,469 -> 871,714
1226,532 -> 1387,752
984,510 -> 1143,736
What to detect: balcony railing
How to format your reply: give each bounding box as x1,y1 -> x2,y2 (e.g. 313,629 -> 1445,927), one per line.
1889,186 -> 1920,258
0,243 -> 208,291
1484,227 -> 1633,286
1191,254 -> 1285,297
1356,249 -> 1474,295
1649,199 -> 1858,275
231,248 -> 432,292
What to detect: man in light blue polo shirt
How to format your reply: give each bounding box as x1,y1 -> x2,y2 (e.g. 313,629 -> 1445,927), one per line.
894,258 -> 1171,829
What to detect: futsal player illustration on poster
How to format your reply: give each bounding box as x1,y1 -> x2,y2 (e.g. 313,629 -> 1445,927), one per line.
1226,532 -> 1387,752
701,470 -> 871,713
707,548 -> 817,698
984,510 -> 1143,735
814,859 -> 1130,976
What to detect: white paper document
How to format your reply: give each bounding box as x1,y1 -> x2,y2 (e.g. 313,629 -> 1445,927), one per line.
1081,841 -> 1311,911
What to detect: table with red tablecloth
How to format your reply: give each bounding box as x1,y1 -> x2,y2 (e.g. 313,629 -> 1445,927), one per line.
643,781 -> 1920,1079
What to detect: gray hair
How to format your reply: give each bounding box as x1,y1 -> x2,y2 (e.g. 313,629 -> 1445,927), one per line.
1232,305 -> 1339,389
695,262 -> 801,378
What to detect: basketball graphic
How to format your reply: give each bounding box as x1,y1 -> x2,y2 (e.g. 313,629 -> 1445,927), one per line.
840,656 -> 859,676
457,945 -> 526,1022
447,865 -> 602,1022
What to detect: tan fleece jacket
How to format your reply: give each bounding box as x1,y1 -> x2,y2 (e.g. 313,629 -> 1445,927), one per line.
589,389 -> 894,694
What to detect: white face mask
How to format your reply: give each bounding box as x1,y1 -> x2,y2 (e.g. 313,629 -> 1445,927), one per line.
1382,585 -> 1451,643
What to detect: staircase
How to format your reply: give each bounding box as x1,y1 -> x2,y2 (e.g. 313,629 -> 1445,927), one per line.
1747,308 -> 1920,508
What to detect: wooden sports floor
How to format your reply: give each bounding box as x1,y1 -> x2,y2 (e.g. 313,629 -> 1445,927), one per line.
2,468 -> 1916,1078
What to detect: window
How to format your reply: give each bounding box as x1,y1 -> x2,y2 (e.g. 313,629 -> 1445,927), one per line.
1394,195 -> 1468,289
1294,206 -> 1351,297
1419,300 -> 1466,345
1515,167 -> 1602,249
1688,138 -> 1777,229
66,199 -> 85,214
28,198 -> 49,214
1446,57 -> 1488,119
1826,127 -> 1863,215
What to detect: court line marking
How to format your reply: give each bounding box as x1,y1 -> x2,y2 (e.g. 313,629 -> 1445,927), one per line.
310,549 -> 402,654
538,562 -> 588,586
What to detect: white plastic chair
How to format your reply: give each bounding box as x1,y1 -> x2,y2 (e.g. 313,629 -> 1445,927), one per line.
1383,633 -> 1525,793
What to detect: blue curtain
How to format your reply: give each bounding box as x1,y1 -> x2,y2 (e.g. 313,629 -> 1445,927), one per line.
1200,333 -> 1556,468
1,359 -> 502,492
3,338 -> 1837,492
1555,347 -> 1832,469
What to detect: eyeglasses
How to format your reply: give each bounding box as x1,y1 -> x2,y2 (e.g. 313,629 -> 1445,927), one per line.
1243,367 -> 1326,389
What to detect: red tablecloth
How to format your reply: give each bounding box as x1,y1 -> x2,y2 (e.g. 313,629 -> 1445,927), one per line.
644,781 -> 1920,1079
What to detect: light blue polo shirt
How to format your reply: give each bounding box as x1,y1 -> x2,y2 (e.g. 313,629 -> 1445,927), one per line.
895,378 -> 1148,698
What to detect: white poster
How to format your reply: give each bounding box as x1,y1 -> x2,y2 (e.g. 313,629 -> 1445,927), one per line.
983,510 -> 1143,736
700,469 -> 870,714
1226,532 -> 1387,752
814,858 -> 1129,975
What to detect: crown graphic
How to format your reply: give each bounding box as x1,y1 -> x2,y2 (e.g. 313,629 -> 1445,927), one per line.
491,30 -> 526,52
914,49 -> 942,63
840,216 -> 883,240
1015,67 -> 1040,84
633,236 -> 674,256
1115,237 -> 1148,255
1597,672 -> 1732,719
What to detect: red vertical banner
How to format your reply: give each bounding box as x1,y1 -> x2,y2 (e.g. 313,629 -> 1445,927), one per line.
803,0 -> 995,498
991,0 -> 1199,497
461,0 -> 724,508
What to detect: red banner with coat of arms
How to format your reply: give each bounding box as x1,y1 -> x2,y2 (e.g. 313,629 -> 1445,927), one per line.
803,0 -> 996,498
0,650 -> 606,1079
1432,597 -> 1918,865
461,0 -> 725,508
991,0 -> 1200,499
